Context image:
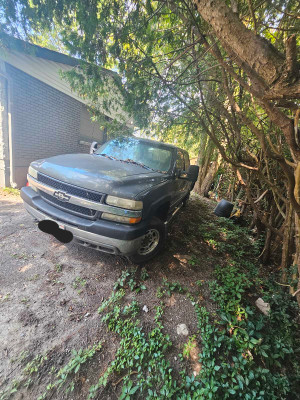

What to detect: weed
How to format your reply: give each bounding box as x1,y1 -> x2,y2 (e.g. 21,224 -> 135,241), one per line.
113,269 -> 130,290
98,289 -> 125,313
183,335 -> 197,359
24,354 -> 48,376
156,286 -> 164,298
12,253 -> 29,260
52,279 -> 63,286
38,342 -> 102,399
0,379 -> 21,400
10,350 -> 29,365
1,340 -> 103,400
188,255 -> 200,266
2,187 -> 20,196
55,264 -> 63,272
140,267 -> 149,281
119,380 -> 139,399
90,297 -> 176,399
28,274 -> 40,282
287,263 -> 299,292
156,278 -> 186,298
113,268 -> 146,293
1,293 -> 10,302
72,277 -> 87,289
185,216 -> 300,399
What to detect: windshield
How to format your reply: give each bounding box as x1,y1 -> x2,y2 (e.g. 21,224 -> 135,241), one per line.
95,137 -> 173,173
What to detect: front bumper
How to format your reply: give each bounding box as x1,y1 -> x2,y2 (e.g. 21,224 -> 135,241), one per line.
21,187 -> 145,255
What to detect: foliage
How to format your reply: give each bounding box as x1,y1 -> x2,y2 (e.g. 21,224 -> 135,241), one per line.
2,187 -> 20,196
0,353 -> 48,400
72,277 -> 87,289
38,342 -> 103,399
113,267 -> 147,293
89,217 -> 300,399
88,215 -> 299,399
193,217 -> 300,399
0,342 -> 103,400
90,298 -> 176,399
182,335 -> 197,359
2,0 -> 298,139
156,278 -> 186,298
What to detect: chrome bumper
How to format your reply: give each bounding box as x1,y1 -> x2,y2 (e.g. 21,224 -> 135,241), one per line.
24,202 -> 143,256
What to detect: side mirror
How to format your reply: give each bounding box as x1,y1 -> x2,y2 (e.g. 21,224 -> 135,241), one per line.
174,169 -> 183,178
187,165 -> 199,182
179,170 -> 188,179
90,141 -> 98,154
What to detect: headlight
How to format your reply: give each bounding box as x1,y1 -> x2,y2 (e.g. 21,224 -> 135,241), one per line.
106,195 -> 143,210
28,165 -> 38,179
102,212 -> 141,224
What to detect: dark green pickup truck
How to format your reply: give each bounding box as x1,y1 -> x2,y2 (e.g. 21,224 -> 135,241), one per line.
21,137 -> 199,263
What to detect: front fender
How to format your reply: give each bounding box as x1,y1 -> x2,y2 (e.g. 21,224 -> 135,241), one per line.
140,179 -> 173,220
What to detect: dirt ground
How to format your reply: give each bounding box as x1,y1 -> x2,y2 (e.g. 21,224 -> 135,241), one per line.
0,189 -> 219,399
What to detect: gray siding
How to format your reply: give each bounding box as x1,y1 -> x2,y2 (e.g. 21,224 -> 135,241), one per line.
5,64 -> 103,187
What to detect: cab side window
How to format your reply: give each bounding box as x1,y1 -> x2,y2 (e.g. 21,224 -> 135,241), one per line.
176,150 -> 185,171
184,152 -> 190,170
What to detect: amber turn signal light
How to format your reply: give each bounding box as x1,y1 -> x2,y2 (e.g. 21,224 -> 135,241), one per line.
129,217 -> 142,224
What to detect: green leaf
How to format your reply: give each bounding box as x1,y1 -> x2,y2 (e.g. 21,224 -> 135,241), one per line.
129,385 -> 139,395
75,364 -> 80,373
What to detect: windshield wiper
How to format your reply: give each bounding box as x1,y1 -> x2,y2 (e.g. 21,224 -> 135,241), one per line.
96,154 -> 155,172
96,153 -> 119,161
122,158 -> 155,171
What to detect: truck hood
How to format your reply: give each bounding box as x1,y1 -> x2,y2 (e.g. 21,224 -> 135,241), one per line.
31,154 -> 168,199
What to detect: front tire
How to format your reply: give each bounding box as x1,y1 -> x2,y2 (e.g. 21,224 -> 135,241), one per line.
128,217 -> 166,264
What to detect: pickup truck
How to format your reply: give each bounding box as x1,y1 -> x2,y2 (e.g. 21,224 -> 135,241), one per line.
21,137 -> 199,263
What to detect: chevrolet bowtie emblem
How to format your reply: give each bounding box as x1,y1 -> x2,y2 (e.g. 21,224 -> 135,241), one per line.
53,191 -> 71,202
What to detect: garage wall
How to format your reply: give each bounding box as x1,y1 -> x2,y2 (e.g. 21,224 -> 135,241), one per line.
5,64 -> 104,187
80,105 -> 104,143
0,67 -> 10,187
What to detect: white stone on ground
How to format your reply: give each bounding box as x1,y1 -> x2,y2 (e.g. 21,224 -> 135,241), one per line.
255,297 -> 270,315
176,323 -> 189,336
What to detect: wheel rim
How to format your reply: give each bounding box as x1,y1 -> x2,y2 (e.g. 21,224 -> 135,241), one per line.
138,228 -> 160,255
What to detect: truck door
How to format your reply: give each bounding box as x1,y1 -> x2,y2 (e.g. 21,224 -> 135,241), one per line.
171,149 -> 187,208
183,151 -> 192,194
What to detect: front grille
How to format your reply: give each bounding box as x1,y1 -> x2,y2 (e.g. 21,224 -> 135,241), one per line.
37,173 -> 102,202
40,190 -> 97,217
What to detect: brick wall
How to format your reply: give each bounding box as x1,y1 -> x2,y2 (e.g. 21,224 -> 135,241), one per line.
5,64 -> 103,187
0,72 -> 10,187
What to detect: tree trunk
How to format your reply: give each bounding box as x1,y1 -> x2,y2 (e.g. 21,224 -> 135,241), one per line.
192,0 -> 299,98
293,164 -> 300,303
199,153 -> 222,197
293,214 -> 300,305
194,135 -> 214,194
260,204 -> 276,265
200,144 -> 214,183
281,202 -> 294,283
